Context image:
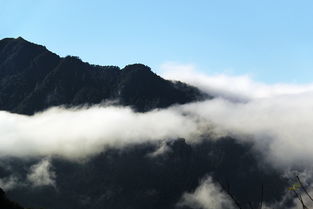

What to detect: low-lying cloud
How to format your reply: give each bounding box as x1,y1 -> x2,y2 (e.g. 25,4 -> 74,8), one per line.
0,63 -> 312,173
0,106 -> 201,159
179,95 -> 313,168
161,63 -> 313,168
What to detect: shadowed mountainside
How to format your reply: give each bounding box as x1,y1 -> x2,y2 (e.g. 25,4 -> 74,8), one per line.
0,187 -> 25,209
2,138 -> 289,209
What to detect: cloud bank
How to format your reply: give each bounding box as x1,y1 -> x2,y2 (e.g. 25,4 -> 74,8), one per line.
0,106 -> 201,159
0,63 -> 312,172
161,63 -> 313,168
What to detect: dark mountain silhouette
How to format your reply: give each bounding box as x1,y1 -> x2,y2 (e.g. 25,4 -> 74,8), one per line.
0,38 -> 293,209
0,37 -> 206,115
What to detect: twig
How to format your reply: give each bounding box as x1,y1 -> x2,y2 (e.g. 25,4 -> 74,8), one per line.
297,175 -> 313,203
216,179 -> 243,209
258,184 -> 263,209
293,190 -> 308,209
248,201 -> 254,209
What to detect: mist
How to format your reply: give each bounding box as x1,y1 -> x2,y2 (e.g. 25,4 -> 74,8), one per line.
27,158 -> 56,187
178,176 -> 234,209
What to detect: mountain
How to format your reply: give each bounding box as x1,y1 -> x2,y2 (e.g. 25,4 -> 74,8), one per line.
0,38 -> 292,209
0,37 -> 206,115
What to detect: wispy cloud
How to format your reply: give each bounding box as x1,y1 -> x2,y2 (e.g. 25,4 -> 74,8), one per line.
0,175 -> 21,191
161,62 -> 313,101
27,158 -> 56,187
0,158 -> 56,190
178,176 -> 234,209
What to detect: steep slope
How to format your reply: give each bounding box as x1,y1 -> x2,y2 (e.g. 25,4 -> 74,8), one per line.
0,188 -> 25,209
0,37 -> 206,115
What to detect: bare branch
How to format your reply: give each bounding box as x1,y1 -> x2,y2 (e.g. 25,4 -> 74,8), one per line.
216,178 -> 243,209
293,190 -> 308,209
258,184 -> 263,209
297,175 -> 313,203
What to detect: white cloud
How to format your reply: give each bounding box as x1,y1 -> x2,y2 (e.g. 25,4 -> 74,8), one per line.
0,63 -> 312,173
178,96 -> 313,168
27,158 -> 56,187
160,63 -> 313,168
161,62 -> 313,101
178,176 -> 234,209
0,106 -> 201,159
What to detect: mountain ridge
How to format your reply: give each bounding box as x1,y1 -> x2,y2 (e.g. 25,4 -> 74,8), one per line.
0,37 -> 208,115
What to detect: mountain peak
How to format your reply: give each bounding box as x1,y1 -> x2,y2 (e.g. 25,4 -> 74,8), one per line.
0,36 -> 36,46
13,36 -> 28,43
123,63 -> 151,71
16,36 -> 25,40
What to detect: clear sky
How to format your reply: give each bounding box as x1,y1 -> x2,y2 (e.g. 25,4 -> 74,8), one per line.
1,0 -> 313,83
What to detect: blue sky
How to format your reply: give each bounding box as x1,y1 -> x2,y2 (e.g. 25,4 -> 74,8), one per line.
1,0 -> 313,83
